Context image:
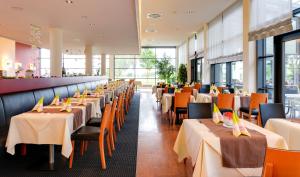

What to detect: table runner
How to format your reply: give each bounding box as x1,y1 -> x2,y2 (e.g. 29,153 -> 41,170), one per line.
33,108 -> 83,130
200,119 -> 267,168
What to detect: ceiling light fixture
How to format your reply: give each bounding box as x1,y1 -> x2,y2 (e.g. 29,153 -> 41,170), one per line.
186,10 -> 194,14
147,13 -> 161,19
11,6 -> 23,11
145,28 -> 158,33
89,23 -> 96,27
65,0 -> 74,4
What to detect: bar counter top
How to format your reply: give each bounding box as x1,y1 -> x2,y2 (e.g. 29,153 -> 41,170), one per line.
0,76 -> 107,95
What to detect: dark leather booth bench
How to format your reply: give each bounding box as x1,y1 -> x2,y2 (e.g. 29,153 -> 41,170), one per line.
0,76 -> 107,156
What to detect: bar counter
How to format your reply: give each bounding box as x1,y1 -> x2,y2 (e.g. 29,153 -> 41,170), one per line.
0,76 -> 108,95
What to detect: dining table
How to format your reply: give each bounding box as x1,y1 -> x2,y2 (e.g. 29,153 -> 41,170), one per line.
174,119 -> 288,177
265,118 -> 300,150
161,93 -> 195,114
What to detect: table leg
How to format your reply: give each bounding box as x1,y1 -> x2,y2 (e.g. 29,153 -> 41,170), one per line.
49,144 -> 55,170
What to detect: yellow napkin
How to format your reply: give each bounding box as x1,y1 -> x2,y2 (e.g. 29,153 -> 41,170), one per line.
32,97 -> 44,112
51,95 -> 60,106
77,95 -> 87,106
60,98 -> 72,112
232,111 -> 251,137
73,89 -> 81,98
213,103 -> 224,124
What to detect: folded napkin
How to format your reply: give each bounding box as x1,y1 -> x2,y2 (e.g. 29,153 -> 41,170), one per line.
77,95 -> 87,106
232,111 -> 250,137
213,104 -> 224,124
83,88 -> 88,96
51,95 -> 60,106
32,97 -> 44,112
73,89 -> 81,98
60,98 -> 72,112
209,85 -> 220,95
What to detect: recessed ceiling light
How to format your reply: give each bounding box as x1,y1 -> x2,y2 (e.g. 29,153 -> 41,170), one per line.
89,23 -> 96,27
145,28 -> 158,33
186,10 -> 194,15
147,13 -> 161,19
11,6 -> 23,11
65,0 -> 74,4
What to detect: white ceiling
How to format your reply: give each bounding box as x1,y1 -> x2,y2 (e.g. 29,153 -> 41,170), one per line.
0,0 -> 238,55
141,0 -> 236,47
0,0 -> 140,54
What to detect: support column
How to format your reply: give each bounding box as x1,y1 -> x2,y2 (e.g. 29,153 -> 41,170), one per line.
49,28 -> 63,77
202,23 -> 210,84
186,38 -> 191,83
84,45 -> 93,76
101,54 -> 106,76
109,55 -> 114,80
242,0 -> 256,92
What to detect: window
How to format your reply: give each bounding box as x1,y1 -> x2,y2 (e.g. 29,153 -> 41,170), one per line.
106,55 -> 110,78
92,55 -> 101,76
63,54 -> 85,76
40,48 -> 50,77
178,43 -> 187,65
231,61 -> 243,87
115,47 -> 176,86
257,37 -> 274,101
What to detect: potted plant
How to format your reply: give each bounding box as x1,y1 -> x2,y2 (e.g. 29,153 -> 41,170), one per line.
177,64 -> 187,85
156,56 -> 175,84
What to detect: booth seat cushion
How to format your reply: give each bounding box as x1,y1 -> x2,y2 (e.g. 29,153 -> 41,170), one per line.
77,83 -> 86,93
67,85 -> 78,97
33,88 -> 55,106
0,98 -> 5,129
0,98 -> 6,148
53,86 -> 69,98
91,82 -> 97,90
1,92 -> 36,125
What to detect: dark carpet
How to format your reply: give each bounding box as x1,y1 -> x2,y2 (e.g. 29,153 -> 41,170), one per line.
0,93 -> 140,177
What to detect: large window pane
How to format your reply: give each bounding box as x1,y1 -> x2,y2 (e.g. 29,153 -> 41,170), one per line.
115,59 -> 135,68
231,61 -> 243,87
115,69 -> 135,78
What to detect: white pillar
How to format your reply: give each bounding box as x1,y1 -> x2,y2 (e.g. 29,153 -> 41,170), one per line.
84,45 -> 93,76
49,28 -> 63,77
242,0 -> 256,92
109,55 -> 114,80
202,23 -> 210,84
186,38 -> 191,83
101,54 -> 106,76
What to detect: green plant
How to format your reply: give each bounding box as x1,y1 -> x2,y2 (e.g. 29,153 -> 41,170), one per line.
177,64 -> 187,84
156,56 -> 175,84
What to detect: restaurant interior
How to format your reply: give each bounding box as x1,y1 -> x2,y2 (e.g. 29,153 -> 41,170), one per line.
0,0 -> 300,177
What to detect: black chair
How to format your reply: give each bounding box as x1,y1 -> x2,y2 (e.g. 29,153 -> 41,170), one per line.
188,103 -> 213,119
259,103 -> 286,127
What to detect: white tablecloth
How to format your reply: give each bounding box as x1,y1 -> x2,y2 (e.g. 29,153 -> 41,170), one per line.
6,112 -> 76,158
174,119 -> 288,177
265,118 -> 300,150
195,93 -> 241,111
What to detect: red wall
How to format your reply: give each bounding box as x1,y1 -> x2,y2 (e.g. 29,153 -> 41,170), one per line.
15,42 -> 40,76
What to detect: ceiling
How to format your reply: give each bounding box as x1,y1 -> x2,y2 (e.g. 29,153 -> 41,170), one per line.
0,0 -> 140,54
141,0 -> 236,47
0,0 -> 238,55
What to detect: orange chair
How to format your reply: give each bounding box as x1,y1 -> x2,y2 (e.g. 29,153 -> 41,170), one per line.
182,87 -> 193,95
240,93 -> 268,123
194,83 -> 202,91
173,92 -> 191,125
262,148 -> 300,177
109,98 -> 118,151
217,86 -> 226,94
217,94 -> 234,114
69,104 -> 112,169
116,92 -> 124,131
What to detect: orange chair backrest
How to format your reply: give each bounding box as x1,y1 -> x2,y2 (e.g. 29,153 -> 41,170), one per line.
217,87 -> 226,93
174,92 -> 191,109
250,93 -> 268,110
100,104 -> 112,138
262,148 -> 300,177
217,94 -> 234,110
194,83 -> 202,90
163,87 -> 168,93
182,87 -> 193,94
109,98 -> 118,130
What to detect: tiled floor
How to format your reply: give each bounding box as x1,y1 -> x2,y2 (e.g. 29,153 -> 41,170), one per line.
136,89 -> 189,177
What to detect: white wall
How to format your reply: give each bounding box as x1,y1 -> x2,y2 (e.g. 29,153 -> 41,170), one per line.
0,36 -> 15,76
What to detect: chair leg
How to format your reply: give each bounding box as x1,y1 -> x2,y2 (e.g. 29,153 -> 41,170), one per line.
113,127 -> 117,143
84,141 -> 88,152
110,130 -> 115,151
106,135 -> 112,157
21,144 -> 27,156
117,113 -> 121,131
80,141 -> 85,156
69,140 -> 75,168
99,139 -> 106,170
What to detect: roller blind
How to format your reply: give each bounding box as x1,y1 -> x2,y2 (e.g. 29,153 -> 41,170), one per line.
249,0 -> 293,41
196,30 -> 204,55
178,43 -> 187,65
188,35 -> 196,58
208,15 -> 223,60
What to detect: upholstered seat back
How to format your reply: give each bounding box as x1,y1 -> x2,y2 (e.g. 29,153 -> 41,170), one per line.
53,86 -> 69,98
67,85 -> 78,97
33,88 -> 55,106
